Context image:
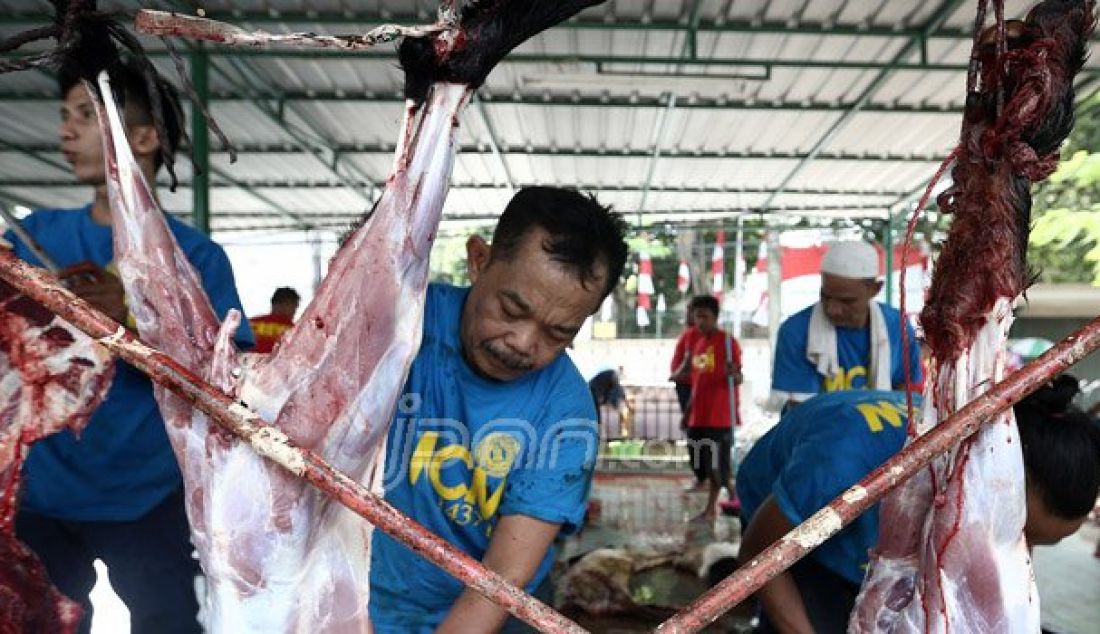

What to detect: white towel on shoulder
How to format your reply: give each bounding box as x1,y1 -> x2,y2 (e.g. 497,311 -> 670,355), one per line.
806,301 -> 893,390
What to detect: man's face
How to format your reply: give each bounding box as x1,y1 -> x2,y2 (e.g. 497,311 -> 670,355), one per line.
274,299 -> 300,319
59,85 -> 107,185
461,229 -> 606,382
692,307 -> 718,334
820,273 -> 881,329
58,84 -> 158,186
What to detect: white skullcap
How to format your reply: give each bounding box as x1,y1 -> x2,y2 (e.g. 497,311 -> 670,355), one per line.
821,241 -> 880,279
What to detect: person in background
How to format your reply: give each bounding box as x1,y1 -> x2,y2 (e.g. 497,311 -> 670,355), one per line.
4,58 -> 253,634
735,381 -> 1100,633
249,286 -> 300,353
670,301 -> 704,490
589,366 -> 635,437
677,295 -> 742,521
670,302 -> 700,411
769,241 -> 922,412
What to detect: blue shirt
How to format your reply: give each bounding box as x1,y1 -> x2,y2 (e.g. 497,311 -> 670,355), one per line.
771,303 -> 922,401
369,284 -> 598,632
5,205 -> 253,521
736,390 -> 917,585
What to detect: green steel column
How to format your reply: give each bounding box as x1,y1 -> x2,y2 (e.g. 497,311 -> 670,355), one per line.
191,44 -> 210,234
766,221 -> 782,353
884,213 -> 893,308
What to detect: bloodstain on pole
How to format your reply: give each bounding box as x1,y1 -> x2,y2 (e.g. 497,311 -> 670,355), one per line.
0,250 -> 587,634
655,313 -> 1100,634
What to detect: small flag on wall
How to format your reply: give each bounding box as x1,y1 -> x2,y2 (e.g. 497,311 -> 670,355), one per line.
711,231 -> 725,301
637,250 -> 653,326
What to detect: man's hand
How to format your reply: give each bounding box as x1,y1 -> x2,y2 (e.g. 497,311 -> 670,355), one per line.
670,356 -> 691,383
436,514 -> 561,634
61,262 -> 128,324
725,362 -> 744,384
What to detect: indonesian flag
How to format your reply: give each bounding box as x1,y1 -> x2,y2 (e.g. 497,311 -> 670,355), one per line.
676,259 -> 690,293
711,231 -> 725,301
637,250 -> 654,326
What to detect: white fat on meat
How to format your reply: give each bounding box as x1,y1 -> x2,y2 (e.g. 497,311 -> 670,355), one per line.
851,298 -> 1037,633
94,71 -> 471,633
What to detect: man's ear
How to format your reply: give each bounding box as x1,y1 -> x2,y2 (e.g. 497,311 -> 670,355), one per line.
466,235 -> 491,283
870,279 -> 884,296
127,124 -> 161,163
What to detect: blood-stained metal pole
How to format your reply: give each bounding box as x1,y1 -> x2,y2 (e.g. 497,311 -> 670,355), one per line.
656,312 -> 1100,633
0,250 -> 587,634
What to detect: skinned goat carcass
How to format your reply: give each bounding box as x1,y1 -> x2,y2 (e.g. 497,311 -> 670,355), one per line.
851,1 -> 1095,632
0,277 -> 114,633
92,1 -> 602,631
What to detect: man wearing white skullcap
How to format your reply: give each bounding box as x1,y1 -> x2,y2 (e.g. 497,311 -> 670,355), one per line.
769,241 -> 922,410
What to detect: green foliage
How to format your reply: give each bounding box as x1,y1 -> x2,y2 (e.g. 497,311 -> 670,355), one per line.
1027,92 -> 1100,285
1030,209 -> 1100,284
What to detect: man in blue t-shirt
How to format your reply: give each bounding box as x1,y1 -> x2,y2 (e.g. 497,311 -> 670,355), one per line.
770,241 -> 922,411
369,187 -> 629,633
736,390 -> 916,633
3,60 -> 252,634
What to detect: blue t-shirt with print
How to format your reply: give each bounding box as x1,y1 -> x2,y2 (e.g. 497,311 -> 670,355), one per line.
771,303 -> 922,400
5,205 -> 253,521
736,390 -> 917,585
369,283 -> 598,632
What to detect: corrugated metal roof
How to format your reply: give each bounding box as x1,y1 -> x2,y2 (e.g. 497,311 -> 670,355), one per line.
1,0 -> 1097,235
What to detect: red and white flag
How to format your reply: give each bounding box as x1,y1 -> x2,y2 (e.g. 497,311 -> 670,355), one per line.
676,259 -> 690,293
637,251 -> 653,326
711,231 -> 725,301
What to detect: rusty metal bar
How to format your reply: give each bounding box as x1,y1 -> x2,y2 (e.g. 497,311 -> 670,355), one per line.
0,250 -> 586,634
656,313 -> 1100,633
135,9 -> 449,51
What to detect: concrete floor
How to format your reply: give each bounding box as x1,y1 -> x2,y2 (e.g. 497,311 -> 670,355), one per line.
557,471 -> 1100,633
555,472 -> 750,633
1033,520 -> 1100,634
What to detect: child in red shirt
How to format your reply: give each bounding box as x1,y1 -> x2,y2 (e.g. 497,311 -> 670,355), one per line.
684,295 -> 742,520
670,306 -> 704,489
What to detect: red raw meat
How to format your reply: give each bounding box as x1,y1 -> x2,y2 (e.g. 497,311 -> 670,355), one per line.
852,2 -> 1094,632
0,276 -> 114,633
92,1 -> 603,630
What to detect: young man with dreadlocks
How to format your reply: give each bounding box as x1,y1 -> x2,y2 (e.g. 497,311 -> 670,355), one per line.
1,58 -> 253,633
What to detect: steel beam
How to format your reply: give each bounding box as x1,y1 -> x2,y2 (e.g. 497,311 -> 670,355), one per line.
637,93 -> 678,219
1,46 -> 976,71
0,131 -> 309,231
0,91 -> 968,113
0,137 -> 69,173
472,98 -> 515,191
4,142 -> 952,163
190,43 -> 211,234
207,54 -> 381,206
0,189 -> 45,210
0,179 -> 908,198
758,0 -> 968,213
186,202 -> 890,223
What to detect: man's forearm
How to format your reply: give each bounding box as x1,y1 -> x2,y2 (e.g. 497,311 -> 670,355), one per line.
436,514 -> 560,634
757,571 -> 815,634
436,586 -> 515,634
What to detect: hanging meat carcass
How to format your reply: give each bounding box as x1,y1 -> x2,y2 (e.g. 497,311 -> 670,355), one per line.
0,275 -> 114,632
852,1 -> 1095,632
90,1 -> 602,631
